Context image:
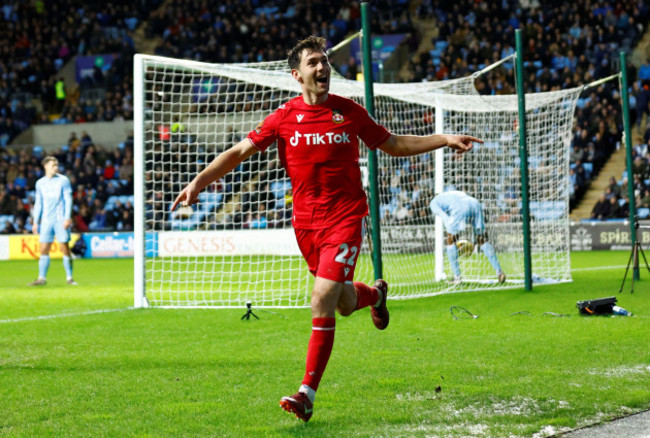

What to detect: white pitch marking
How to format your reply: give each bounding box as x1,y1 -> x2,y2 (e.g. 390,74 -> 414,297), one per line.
0,307 -> 132,324
571,265 -> 626,272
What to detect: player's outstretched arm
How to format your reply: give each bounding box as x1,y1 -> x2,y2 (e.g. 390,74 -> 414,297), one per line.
378,134 -> 482,157
171,139 -> 259,211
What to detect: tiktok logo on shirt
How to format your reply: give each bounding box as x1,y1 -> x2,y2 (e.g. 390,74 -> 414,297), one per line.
289,131 -> 351,147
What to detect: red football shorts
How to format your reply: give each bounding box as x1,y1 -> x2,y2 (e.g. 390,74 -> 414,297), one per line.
294,218 -> 364,283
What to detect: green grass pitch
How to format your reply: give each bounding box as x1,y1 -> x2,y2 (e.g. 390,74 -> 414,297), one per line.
1,251 -> 649,437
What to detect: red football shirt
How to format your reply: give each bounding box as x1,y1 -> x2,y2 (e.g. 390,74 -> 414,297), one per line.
248,94 -> 391,229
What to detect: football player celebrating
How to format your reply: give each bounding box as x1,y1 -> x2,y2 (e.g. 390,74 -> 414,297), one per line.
429,190 -> 506,284
172,36 -> 481,422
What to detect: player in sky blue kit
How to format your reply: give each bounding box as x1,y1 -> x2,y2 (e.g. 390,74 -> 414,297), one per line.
429,190 -> 505,284
28,156 -> 76,286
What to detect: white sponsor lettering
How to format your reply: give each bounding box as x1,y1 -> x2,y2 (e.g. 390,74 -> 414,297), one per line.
90,235 -> 134,254
158,229 -> 301,257
306,133 -> 325,145
289,131 -> 351,147
161,234 -> 235,255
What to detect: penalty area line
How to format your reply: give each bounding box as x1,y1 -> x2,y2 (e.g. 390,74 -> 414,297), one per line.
0,307 -> 134,324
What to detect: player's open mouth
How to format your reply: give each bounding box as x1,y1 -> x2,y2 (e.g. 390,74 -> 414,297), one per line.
317,76 -> 328,84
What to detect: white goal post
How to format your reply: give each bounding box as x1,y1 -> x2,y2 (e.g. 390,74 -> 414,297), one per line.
133,54 -> 576,308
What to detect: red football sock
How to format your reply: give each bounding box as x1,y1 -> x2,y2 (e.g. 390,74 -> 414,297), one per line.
354,281 -> 380,310
302,317 -> 335,391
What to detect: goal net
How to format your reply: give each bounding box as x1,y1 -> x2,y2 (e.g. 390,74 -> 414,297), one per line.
134,54 -> 577,308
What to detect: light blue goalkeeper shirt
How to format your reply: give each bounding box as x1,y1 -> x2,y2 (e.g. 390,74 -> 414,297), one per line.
429,190 -> 485,235
33,174 -> 73,225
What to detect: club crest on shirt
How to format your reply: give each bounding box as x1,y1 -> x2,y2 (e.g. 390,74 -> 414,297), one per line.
254,120 -> 264,134
332,109 -> 344,124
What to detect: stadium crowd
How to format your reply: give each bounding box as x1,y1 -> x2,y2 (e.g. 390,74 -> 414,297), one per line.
2,0 -> 650,234
147,0 -> 410,63
0,131 -> 134,235
589,150 -> 650,220
0,0 -> 159,145
408,0 -> 650,221
592,70 -> 650,220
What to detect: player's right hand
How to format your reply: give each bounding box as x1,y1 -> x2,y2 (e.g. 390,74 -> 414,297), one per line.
171,184 -> 200,211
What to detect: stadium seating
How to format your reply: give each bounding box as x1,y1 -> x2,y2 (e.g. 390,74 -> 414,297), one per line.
0,215 -> 15,226
2,0 -> 650,232
0,1 -> 158,140
421,0 -> 650,218
528,201 -> 567,222
105,195 -> 135,212
638,207 -> 650,219
270,180 -> 292,209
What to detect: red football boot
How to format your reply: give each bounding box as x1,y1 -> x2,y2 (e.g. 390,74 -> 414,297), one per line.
280,392 -> 313,422
370,279 -> 389,330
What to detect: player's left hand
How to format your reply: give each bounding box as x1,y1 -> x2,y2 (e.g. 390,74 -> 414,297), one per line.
446,135 -> 482,154
63,219 -> 72,229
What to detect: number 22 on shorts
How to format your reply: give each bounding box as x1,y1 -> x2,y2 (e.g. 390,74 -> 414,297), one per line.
334,243 -> 358,266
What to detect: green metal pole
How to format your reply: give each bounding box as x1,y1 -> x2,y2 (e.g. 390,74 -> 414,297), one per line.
515,29 -> 533,291
360,1 -> 382,280
619,51 -> 639,280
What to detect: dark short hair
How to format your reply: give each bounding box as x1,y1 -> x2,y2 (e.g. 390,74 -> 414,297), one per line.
41,156 -> 58,167
287,35 -> 327,70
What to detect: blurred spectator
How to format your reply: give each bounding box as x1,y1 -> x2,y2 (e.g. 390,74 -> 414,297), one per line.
569,168 -> 583,203
118,202 -> 134,231
632,156 -> 647,178
639,59 -> 650,81
54,78 -> 66,112
107,200 -> 123,228
248,210 -> 268,229
13,217 -> 28,234
570,145 -> 585,163
632,81 -> 650,127
606,176 -> 622,199
640,189 -> 650,208
0,190 -> 12,214
1,219 -> 16,234
74,207 -> 90,232
81,131 -> 94,152
606,196 -> 623,219
104,160 -> 116,180
590,193 -> 610,220
89,199 -> 108,230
